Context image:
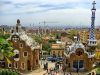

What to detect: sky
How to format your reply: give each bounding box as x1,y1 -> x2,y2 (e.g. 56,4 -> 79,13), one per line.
0,0 -> 100,27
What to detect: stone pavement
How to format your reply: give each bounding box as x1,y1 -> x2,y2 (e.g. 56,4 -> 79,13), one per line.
21,61 -> 95,75
23,68 -> 46,75
22,61 -> 55,75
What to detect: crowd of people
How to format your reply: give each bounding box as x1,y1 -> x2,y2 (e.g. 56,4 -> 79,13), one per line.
43,63 -> 72,75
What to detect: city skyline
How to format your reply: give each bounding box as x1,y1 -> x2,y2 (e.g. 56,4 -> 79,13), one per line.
0,0 -> 100,27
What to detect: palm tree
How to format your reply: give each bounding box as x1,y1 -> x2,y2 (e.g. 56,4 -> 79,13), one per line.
0,37 -> 14,64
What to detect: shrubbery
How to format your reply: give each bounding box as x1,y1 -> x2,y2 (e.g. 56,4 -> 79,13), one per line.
96,68 -> 100,74
0,69 -> 20,75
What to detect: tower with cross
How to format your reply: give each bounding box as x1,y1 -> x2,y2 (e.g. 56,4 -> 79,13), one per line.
88,1 -> 97,47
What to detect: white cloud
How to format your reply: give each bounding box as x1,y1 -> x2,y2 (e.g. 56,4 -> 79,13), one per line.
0,0 -> 100,27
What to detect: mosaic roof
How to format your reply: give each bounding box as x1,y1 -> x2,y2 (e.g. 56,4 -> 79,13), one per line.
9,20 -> 40,51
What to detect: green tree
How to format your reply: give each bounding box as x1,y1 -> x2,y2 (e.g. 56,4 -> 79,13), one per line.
34,35 -> 42,44
0,37 -> 14,63
0,28 -> 10,39
2,34 -> 10,39
42,43 -> 51,53
0,30 -> 10,39
67,30 -> 78,40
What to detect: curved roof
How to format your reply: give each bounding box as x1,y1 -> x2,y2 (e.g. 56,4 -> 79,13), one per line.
65,42 -> 95,58
68,42 -> 85,52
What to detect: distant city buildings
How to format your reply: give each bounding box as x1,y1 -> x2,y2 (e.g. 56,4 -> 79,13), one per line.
79,30 -> 100,44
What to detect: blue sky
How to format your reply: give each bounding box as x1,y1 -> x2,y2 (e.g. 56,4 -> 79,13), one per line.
0,0 -> 100,27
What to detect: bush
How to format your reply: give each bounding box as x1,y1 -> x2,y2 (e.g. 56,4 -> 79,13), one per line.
48,39 -> 56,43
0,69 -> 20,75
96,68 -> 100,74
